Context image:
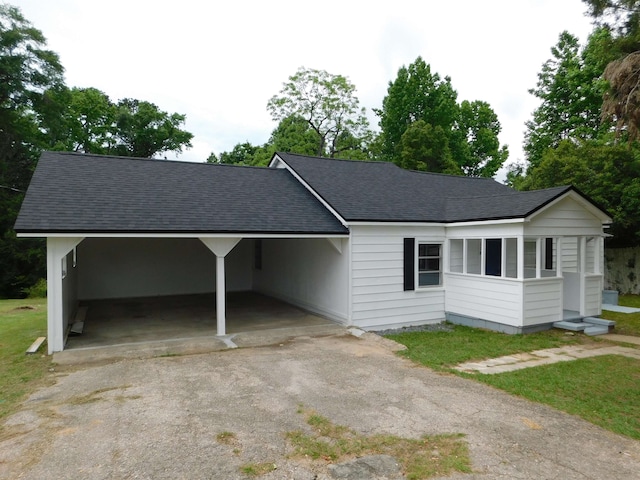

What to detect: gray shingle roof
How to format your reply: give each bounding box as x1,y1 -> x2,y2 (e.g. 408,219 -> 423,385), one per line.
14,152 -> 348,234
275,152 -> 575,222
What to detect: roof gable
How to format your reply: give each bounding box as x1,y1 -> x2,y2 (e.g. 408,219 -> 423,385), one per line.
15,152 -> 348,235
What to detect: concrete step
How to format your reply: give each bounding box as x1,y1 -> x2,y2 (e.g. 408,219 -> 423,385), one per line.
553,321 -> 590,332
584,325 -> 610,336
583,317 -> 616,327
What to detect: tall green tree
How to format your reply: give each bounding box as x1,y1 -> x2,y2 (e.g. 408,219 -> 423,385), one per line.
399,120 -> 458,173
452,100 -> 509,177
522,140 -> 640,246
376,57 -> 507,176
267,67 -> 371,158
0,3 -> 64,297
583,1 -> 640,140
523,30 -> 613,169
113,99 -> 193,158
376,57 -> 458,165
38,86 -> 116,153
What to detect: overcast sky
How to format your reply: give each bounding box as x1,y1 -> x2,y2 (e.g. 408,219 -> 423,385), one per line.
18,0 -> 595,179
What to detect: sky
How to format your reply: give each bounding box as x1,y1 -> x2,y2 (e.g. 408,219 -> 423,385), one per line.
17,0 -> 595,179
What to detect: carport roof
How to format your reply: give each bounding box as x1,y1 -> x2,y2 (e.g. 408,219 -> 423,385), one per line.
14,152 -> 348,235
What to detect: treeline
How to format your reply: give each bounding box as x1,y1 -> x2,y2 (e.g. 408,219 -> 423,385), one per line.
0,4 -> 194,297
508,0 -> 640,248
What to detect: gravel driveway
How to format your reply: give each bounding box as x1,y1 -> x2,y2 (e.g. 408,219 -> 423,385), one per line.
1,332 -> 639,479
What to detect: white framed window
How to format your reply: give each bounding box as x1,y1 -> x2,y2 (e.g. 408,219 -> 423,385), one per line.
417,243 -> 442,287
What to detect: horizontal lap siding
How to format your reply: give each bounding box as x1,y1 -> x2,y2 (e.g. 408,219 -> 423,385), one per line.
445,274 -> 523,326
523,278 -> 562,325
527,197 -> 603,237
585,275 -> 602,316
351,226 -> 445,329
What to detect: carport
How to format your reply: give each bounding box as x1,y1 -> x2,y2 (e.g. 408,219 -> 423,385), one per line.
14,152 -> 350,354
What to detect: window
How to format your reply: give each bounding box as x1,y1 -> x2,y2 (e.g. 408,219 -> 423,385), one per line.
418,243 -> 441,286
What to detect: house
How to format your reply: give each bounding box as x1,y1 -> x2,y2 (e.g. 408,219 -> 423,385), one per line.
14,151 -> 612,354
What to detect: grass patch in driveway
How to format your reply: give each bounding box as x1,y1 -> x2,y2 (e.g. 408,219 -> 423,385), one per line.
286,407 -> 470,479
473,355 -> 640,440
387,324 -> 588,371
0,298 -> 51,421
602,294 -> 640,336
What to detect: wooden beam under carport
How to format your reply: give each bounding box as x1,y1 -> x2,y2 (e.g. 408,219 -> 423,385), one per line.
199,237 -> 242,336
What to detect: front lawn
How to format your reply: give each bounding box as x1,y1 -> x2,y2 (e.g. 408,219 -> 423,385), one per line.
387,325 -> 590,372
602,294 -> 640,336
0,298 -> 51,421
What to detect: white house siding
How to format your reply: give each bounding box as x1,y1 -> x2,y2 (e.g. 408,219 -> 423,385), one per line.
561,237 -> 579,272
445,273 -> 523,327
350,225 -> 445,330
585,274 -> 603,316
252,238 -> 349,323
523,278 -> 562,326
77,238 -> 252,300
525,196 -> 604,237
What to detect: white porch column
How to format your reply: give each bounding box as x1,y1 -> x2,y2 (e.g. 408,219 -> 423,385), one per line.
535,237 -> 542,278
46,237 -> 84,354
556,237 -> 563,277
517,236 -> 524,280
199,237 -> 242,336
579,236 -> 587,315
594,236 -> 602,274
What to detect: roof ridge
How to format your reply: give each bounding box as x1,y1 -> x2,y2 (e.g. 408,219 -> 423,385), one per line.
276,152 -> 398,167
43,151 -> 279,171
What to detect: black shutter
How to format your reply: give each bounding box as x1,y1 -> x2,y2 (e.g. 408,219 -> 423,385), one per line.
545,238 -> 553,270
403,238 -> 415,291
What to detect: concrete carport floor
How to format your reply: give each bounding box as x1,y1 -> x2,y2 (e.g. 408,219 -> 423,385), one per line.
59,292 -> 342,364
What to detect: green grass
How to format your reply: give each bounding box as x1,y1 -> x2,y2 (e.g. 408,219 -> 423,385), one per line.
387,324 -> 589,371
0,298 -> 51,421
603,294 -> 640,336
239,462 -> 277,476
474,355 -> 640,439
287,407 -> 470,479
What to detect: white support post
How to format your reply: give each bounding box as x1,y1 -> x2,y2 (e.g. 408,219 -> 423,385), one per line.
199,237 -> 242,336
462,239 -> 467,274
46,237 -> 84,354
535,237 -> 542,278
216,255 -> 226,335
556,237 -> 563,277
500,238 -> 507,278
579,236 -> 587,316
480,238 -> 486,276
517,236 -> 524,280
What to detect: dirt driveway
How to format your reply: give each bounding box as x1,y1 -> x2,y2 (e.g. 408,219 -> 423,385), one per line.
1,332 -> 639,479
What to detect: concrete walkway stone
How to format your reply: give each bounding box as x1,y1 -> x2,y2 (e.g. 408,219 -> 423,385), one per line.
455,344 -> 640,374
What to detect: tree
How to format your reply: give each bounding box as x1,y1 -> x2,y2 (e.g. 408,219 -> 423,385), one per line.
522,140 -> 640,246
582,1 -> 640,141
376,57 -> 458,164
453,100 -> 509,177
523,30 -> 613,168
399,120 -> 458,173
113,99 -> 193,158
267,67 -> 371,158
0,4 -> 64,297
38,87 -> 116,153
376,57 -> 507,176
